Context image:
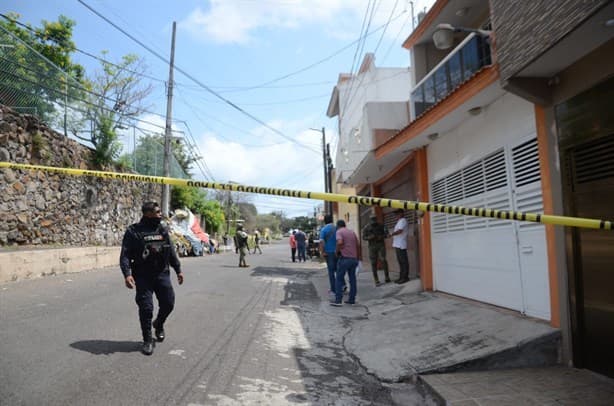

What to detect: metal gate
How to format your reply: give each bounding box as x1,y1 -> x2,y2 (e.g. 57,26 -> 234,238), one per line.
563,134 -> 614,378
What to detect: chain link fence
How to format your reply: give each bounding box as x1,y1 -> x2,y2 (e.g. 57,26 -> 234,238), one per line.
0,23 -> 190,179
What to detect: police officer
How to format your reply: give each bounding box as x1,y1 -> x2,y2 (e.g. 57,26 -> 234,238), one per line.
361,214 -> 391,286
120,201 -> 184,355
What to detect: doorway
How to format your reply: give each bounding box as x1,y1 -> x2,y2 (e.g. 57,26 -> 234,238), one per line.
557,76 -> 614,378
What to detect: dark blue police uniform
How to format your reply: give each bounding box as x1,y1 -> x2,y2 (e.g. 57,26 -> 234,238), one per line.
120,218 -> 182,342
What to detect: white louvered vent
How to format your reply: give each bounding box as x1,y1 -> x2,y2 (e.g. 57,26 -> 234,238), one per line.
487,192 -> 512,228
446,170 -> 463,203
511,137 -> 543,229
430,148 -> 509,233
432,178 -> 446,204
484,150 -> 507,191
463,160 -> 485,198
512,138 -> 541,187
432,213 -> 447,233
515,189 -> 544,229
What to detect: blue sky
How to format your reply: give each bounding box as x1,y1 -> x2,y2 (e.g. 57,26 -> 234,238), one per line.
5,0 -> 434,217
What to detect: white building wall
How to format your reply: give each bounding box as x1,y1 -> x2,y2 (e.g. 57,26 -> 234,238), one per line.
428,93 -> 536,178
335,66 -> 411,178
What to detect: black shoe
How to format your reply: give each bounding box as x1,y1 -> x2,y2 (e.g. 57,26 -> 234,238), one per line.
375,281 -> 382,286
153,319 -> 165,342
385,279 -> 392,283
329,301 -> 342,307
395,279 -> 409,284
344,300 -> 355,305
142,340 -> 155,355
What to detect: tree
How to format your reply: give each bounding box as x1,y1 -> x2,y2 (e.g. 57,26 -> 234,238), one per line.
71,52 -> 153,167
237,202 -> 258,231
255,213 -> 281,234
194,199 -> 225,234
270,210 -> 294,233
292,216 -> 316,233
0,13 -> 85,122
127,133 -> 194,177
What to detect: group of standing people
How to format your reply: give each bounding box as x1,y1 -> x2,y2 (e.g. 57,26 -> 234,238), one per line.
362,208 -> 411,285
319,215 -> 361,306
288,229 -> 307,262
318,208 -> 411,307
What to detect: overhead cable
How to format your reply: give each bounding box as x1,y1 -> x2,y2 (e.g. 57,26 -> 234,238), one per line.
77,0 -> 320,155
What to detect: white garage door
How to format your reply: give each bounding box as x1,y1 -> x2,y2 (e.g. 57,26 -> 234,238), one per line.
430,136 -> 550,319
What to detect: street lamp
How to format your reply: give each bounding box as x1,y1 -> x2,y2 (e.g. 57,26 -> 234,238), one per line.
432,23 -> 491,50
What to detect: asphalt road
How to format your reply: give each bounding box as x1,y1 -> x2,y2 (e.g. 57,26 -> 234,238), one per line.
0,242 -> 422,405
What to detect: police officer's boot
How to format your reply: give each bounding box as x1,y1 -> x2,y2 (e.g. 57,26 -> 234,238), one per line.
153,319 -> 165,342
142,330 -> 155,355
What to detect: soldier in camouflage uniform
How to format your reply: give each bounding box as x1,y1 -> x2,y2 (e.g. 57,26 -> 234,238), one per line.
361,214 -> 391,286
236,225 -> 250,268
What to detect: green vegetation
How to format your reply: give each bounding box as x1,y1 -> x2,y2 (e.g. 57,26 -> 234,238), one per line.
0,14 -> 86,125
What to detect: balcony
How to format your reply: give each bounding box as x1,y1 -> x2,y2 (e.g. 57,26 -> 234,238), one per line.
411,33 -> 492,118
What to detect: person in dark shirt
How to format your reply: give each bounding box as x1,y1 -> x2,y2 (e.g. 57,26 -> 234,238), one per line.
120,201 -> 184,355
294,229 -> 307,262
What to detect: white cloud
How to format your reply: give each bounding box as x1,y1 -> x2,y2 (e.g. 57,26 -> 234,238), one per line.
195,119 -> 327,215
180,0 -> 422,45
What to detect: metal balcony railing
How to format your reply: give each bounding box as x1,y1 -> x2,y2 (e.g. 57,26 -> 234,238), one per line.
411,33 -> 492,118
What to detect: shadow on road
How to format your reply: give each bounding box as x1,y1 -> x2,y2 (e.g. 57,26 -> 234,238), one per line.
70,340 -> 141,355
250,266 -> 320,305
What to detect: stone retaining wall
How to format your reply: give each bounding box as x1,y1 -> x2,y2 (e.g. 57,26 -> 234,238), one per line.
0,105 -> 161,247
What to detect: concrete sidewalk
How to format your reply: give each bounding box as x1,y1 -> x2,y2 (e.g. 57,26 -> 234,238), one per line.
312,265 -> 614,404
420,366 -> 614,405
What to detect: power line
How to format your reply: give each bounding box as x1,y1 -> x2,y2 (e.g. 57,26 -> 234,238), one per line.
211,9 -> 412,92
381,5 -> 412,63
0,13 -> 169,83
77,0 -> 320,155
342,0 -> 401,115
342,0 -> 377,117
174,89 -> 289,148
341,0 -> 383,116
0,66 -> 170,132
180,121 -> 216,181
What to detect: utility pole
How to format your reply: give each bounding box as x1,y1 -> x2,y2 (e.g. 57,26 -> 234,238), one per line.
320,127 -> 329,213
310,127 -> 331,215
326,142 -> 333,215
162,21 -> 177,216
321,127 -> 327,193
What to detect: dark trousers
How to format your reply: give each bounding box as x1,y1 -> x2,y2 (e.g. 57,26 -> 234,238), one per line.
335,257 -> 358,304
291,248 -> 296,262
395,248 -> 410,281
134,271 -> 175,342
297,244 -> 306,262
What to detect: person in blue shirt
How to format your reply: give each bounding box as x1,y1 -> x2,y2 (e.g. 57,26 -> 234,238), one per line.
294,229 -> 307,262
319,214 -> 338,295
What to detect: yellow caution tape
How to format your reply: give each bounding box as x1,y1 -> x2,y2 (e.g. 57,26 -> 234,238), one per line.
1,161 -> 612,231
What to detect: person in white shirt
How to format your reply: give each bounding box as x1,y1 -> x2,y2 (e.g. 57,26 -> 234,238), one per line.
390,208 -> 410,284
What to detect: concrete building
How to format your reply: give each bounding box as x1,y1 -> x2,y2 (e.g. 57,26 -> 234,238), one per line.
329,0 -> 614,379
489,0 -> 614,379
326,53 -> 413,274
